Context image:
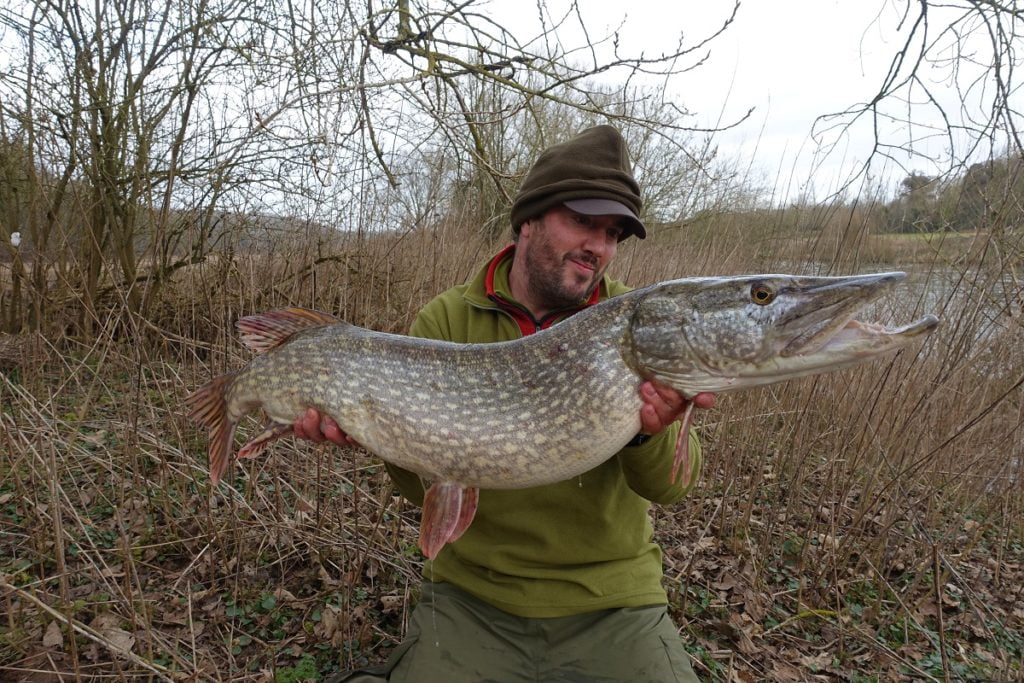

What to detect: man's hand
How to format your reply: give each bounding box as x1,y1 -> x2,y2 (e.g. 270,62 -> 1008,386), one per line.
638,381 -> 715,435
293,408 -> 360,447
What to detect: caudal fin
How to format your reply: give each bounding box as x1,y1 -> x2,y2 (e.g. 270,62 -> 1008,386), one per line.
185,373 -> 237,485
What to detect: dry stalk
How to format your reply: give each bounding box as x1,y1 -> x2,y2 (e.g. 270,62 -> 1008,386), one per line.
0,580 -> 177,681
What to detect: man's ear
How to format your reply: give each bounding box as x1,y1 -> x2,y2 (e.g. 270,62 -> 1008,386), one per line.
519,216 -> 539,240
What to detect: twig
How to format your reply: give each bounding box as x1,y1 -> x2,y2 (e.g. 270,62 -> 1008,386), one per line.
46,438 -> 80,679
761,609 -> 838,635
932,545 -> 951,683
0,580 -> 177,681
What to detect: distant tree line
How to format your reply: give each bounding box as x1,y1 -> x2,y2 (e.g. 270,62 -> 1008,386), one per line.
883,153 -> 1024,233
1,0 -> 1021,335
0,0 -> 734,334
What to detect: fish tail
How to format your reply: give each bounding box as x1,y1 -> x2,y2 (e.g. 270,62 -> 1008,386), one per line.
185,372 -> 238,485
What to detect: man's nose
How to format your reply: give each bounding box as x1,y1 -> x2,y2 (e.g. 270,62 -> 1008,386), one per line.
581,227 -> 614,255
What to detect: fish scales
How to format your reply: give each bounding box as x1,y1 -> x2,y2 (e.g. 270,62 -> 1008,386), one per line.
226,295 -> 644,489
187,272 -> 938,557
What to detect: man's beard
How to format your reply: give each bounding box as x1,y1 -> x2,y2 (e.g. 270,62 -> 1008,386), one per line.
520,233 -> 604,312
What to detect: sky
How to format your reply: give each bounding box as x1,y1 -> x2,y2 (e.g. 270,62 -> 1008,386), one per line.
485,0 -> 1010,201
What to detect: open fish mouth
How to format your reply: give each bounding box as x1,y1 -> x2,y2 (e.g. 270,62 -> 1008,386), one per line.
778,271 -> 907,356
803,314 -> 940,357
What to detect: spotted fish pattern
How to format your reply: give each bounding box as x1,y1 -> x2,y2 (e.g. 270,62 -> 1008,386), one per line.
186,272 -> 938,557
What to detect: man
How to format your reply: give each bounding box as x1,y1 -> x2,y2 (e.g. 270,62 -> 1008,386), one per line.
307,125 -> 715,682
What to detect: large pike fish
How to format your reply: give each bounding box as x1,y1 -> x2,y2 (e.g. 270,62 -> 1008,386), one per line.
186,272 -> 937,558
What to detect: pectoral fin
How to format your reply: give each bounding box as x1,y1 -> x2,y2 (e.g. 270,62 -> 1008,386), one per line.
670,402 -> 697,486
420,483 -> 479,559
238,421 -> 294,460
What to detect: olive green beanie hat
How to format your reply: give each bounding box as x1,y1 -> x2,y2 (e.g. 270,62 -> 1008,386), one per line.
510,125 -> 646,239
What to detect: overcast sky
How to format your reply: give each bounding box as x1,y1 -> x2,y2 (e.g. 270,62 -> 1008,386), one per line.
487,1 -> 1008,201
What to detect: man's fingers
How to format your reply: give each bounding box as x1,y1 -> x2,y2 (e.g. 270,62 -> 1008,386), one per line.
296,408 -> 324,442
644,382 -> 716,412
641,382 -> 683,420
292,408 -> 358,447
649,381 -> 684,409
639,403 -> 662,434
692,392 -> 716,410
637,383 -> 718,435
321,416 -> 344,444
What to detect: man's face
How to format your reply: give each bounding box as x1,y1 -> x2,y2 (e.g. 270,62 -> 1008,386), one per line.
517,205 -> 622,311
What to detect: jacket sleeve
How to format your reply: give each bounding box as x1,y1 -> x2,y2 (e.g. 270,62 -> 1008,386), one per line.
617,422 -> 703,505
379,305 -> 447,507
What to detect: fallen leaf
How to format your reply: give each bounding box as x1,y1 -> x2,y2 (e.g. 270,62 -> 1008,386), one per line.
380,594 -> 403,612
90,613 -> 122,631
100,564 -> 125,579
160,609 -> 189,626
714,573 -> 739,591
917,598 -> 939,618
800,652 -> 831,671
315,604 -> 339,641
770,660 -> 803,682
103,627 -> 135,653
694,536 -> 716,551
43,620 -> 63,649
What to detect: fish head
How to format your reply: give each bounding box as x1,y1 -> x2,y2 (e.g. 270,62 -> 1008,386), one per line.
627,272 -> 939,394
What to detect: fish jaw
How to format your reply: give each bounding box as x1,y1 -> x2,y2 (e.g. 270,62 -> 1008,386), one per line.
774,271 -> 908,357
708,313 -> 941,389
627,272 -> 940,395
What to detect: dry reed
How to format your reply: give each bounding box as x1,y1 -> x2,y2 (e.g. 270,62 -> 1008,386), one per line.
1,202 -> 1021,681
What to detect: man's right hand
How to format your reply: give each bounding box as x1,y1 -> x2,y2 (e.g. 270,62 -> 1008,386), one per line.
293,408 -> 360,447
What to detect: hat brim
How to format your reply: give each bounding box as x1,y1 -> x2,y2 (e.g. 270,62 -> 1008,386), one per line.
563,199 -> 646,240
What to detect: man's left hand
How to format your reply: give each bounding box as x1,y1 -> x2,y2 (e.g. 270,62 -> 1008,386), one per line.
638,381 -> 715,434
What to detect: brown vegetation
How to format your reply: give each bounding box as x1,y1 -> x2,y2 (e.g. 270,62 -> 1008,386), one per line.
2,204 -> 1022,681
2,1 -> 1023,679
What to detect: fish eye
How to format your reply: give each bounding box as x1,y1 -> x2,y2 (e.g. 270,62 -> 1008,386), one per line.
750,283 -> 776,305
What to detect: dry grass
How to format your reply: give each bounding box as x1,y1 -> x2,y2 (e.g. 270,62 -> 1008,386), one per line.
2,208 -> 1022,681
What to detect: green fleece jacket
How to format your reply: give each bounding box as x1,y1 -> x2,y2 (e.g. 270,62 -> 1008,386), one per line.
386,246 -> 702,618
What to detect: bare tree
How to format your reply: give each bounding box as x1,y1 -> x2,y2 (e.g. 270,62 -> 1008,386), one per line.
813,0 -> 1023,184
0,0 -> 747,333
0,0 -> 281,330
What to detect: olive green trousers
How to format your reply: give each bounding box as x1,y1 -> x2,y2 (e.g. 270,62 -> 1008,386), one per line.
333,582 -> 700,682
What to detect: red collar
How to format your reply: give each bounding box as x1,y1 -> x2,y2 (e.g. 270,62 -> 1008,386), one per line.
483,244 -> 602,336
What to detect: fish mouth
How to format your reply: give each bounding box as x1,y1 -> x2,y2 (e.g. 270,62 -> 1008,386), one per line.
748,271 -> 939,380
731,312 -> 939,386
808,315 -> 940,356
779,271 -> 908,358
628,270 -> 940,394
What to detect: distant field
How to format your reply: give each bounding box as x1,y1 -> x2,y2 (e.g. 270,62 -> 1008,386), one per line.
869,230 -> 985,261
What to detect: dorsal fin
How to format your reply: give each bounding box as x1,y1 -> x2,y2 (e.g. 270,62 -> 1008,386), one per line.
236,307 -> 341,353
